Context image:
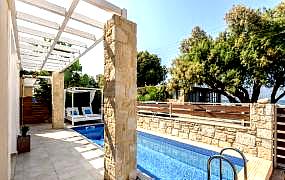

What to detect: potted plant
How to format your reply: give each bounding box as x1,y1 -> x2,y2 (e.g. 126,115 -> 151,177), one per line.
17,125 -> 30,153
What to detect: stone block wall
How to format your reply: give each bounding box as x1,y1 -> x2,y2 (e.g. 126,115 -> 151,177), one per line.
137,102 -> 275,161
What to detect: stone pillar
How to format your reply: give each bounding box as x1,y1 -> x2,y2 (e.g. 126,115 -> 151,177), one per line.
250,99 -> 276,161
52,72 -> 64,129
103,15 -> 137,180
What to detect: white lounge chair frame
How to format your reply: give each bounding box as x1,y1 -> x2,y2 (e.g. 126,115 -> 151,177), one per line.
65,87 -> 103,125
65,107 -> 86,126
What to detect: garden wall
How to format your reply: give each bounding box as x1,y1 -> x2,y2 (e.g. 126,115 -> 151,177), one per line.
137,101 -> 276,161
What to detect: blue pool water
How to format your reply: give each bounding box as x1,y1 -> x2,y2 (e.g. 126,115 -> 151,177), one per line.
73,124 -> 244,180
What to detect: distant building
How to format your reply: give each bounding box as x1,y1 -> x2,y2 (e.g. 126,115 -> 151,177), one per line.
171,85 -> 221,103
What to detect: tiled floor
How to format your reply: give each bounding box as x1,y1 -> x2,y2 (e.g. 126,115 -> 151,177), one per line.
12,124 -> 104,180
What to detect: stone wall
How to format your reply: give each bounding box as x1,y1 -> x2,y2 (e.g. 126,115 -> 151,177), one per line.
137,101 -> 275,161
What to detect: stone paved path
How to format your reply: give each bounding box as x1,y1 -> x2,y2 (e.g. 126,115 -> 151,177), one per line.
11,124 -> 104,180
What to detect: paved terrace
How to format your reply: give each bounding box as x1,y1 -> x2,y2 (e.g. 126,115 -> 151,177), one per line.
11,124 -> 104,180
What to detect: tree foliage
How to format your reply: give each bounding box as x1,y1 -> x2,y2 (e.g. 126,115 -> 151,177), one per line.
137,85 -> 169,101
137,51 -> 167,87
64,60 -> 97,88
170,2 -> 285,103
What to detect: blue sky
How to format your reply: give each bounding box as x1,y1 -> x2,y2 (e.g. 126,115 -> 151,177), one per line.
81,0 -> 281,77
110,0 -> 281,67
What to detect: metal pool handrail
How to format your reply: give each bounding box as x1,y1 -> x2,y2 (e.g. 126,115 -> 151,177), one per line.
220,147 -> 247,180
207,155 -> 238,180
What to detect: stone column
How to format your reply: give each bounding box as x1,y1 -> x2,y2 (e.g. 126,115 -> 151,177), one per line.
52,72 -> 64,129
250,99 -> 276,161
103,15 -> 137,180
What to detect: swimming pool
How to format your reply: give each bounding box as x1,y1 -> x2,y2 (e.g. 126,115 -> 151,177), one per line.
72,124 -> 244,180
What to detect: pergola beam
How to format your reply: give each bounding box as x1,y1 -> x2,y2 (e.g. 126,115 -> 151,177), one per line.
20,48 -> 74,60
19,42 -> 48,52
40,0 -> 80,70
18,0 -> 66,15
83,0 -> 122,16
17,11 -> 97,40
9,0 -> 22,68
18,26 -> 87,47
18,0 -> 104,29
22,55 -> 68,63
71,12 -> 104,29
17,11 -> 59,29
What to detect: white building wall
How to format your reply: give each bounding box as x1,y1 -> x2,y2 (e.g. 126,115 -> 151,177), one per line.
8,16 -> 20,155
0,0 -> 20,179
0,0 -> 11,179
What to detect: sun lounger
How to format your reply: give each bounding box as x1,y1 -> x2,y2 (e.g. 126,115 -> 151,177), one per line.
82,107 -> 102,121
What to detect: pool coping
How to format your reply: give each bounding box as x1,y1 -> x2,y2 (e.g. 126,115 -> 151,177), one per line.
138,128 -> 273,180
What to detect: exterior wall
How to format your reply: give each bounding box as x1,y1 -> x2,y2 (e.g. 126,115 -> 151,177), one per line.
8,18 -> 20,155
0,0 -> 17,178
138,102 -> 275,161
104,15 -> 137,180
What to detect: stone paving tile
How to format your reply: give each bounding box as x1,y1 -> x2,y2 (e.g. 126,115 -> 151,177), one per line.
12,123 -> 103,180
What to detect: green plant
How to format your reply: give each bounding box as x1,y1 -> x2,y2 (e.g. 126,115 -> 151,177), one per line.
21,125 -> 30,136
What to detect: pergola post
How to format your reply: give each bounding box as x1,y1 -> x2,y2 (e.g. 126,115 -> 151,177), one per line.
52,71 -> 64,129
103,15 -> 137,180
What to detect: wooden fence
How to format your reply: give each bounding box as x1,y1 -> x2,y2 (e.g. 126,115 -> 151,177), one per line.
137,102 -> 250,122
22,97 -> 50,124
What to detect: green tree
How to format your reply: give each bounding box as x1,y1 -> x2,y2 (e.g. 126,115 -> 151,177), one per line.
96,74 -> 104,88
137,51 -> 167,87
64,60 -> 97,88
170,2 -> 285,103
34,78 -> 52,115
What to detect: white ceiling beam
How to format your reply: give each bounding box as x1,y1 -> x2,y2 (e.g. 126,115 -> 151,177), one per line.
20,51 -> 71,62
54,44 -> 80,54
71,12 -> 103,29
41,0 -> 80,70
19,36 -> 51,46
17,11 -> 59,29
22,59 -> 66,66
20,49 -> 72,61
64,26 -> 96,41
18,26 -> 87,47
83,0 -> 122,16
17,11 -> 97,40
51,50 -> 74,58
18,0 -> 66,15
18,0 -> 104,29
19,42 -> 49,53
19,35 -> 80,54
10,0 -> 22,69
60,36 -> 103,72
22,55 -> 43,61
18,25 -> 55,39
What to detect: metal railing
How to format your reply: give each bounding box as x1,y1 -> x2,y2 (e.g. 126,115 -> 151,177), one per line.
207,155 -> 238,180
220,148 -> 247,180
207,147 -> 247,180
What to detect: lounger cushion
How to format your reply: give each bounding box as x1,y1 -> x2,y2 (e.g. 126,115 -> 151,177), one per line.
84,109 -> 92,114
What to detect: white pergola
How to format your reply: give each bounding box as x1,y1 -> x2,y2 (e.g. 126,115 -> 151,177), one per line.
11,0 -> 127,72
